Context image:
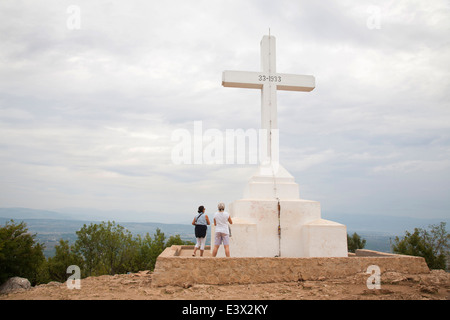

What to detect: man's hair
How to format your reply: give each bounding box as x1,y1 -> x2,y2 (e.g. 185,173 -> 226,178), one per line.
218,202 -> 225,211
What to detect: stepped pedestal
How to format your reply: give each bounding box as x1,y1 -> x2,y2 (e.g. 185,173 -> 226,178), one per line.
211,163 -> 348,257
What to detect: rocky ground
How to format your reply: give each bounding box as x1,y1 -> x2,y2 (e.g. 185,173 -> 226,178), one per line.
0,269 -> 448,300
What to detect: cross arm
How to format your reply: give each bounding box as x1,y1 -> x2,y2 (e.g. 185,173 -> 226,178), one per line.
222,70 -> 262,89
276,73 -> 315,92
222,70 -> 315,92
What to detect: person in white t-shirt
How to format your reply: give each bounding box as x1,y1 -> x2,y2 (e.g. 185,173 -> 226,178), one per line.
212,202 -> 233,257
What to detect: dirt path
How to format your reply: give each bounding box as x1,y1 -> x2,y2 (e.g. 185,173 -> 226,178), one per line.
1,270 -> 448,300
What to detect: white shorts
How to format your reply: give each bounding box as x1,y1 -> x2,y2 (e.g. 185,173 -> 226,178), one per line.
195,237 -> 206,250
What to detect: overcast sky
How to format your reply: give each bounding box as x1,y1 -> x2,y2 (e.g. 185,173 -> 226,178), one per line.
0,0 -> 449,223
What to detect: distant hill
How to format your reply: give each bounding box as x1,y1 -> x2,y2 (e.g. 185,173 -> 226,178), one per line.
0,208 -> 75,220
0,210 -> 198,258
323,212 -> 449,235
2,207 -> 447,234
0,217 -> 199,258
0,207 -> 177,223
1,207 -> 448,257
324,212 -> 449,253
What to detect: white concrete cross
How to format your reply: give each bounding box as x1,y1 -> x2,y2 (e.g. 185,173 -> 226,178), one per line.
222,35 -> 315,161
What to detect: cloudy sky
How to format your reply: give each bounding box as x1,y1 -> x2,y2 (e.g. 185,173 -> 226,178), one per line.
0,0 -> 449,223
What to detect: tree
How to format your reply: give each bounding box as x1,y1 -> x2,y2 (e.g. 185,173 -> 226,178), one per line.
0,220 -> 46,285
392,222 -> 449,270
347,232 -> 366,253
166,234 -> 195,247
133,229 -> 194,272
46,239 -> 84,282
96,221 -> 137,275
73,222 -> 101,277
135,228 -> 166,272
74,221 -> 138,276
44,222 -> 199,279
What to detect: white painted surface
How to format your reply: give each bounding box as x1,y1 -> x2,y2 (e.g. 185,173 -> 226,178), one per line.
211,196 -> 347,258
222,35 -> 315,161
302,219 -> 348,257
215,35 -> 347,258
243,163 -> 299,200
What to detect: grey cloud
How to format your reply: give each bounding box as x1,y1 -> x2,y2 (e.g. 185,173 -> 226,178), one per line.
0,0 -> 449,221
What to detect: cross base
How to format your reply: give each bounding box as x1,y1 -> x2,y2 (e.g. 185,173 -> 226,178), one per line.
211,163 -> 348,258
243,162 -> 300,200
211,198 -> 348,258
